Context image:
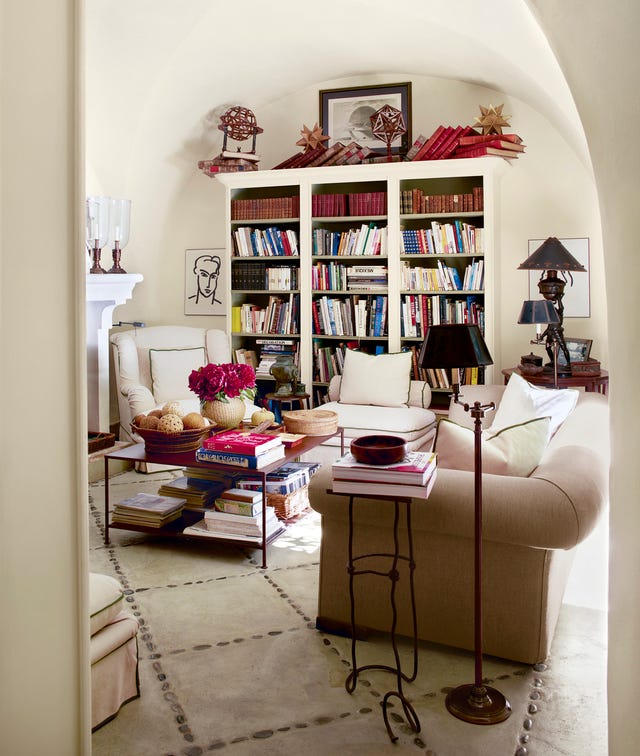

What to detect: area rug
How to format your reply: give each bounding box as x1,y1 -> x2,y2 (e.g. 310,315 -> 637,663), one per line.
89,469 -> 606,756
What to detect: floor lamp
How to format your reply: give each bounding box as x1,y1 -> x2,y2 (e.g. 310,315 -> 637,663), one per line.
418,324 -> 511,725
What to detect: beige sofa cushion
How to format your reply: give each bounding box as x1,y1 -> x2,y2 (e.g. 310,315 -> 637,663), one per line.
339,349 -> 412,407
321,400 -> 436,444
89,573 -> 124,636
435,416 -> 551,477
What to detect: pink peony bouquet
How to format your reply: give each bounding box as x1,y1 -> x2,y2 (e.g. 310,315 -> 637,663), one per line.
188,362 -> 256,403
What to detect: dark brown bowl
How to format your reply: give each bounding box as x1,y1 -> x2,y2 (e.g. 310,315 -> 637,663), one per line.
350,435 -> 407,466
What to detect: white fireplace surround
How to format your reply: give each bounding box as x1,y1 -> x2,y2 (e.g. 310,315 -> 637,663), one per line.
86,273 -> 143,432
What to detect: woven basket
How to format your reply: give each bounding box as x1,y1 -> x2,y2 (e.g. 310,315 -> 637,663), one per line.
131,424 -> 212,453
267,485 -> 310,520
282,409 -> 338,435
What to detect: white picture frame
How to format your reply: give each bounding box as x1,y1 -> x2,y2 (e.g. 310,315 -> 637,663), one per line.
184,248 -> 226,316
527,237 -> 590,318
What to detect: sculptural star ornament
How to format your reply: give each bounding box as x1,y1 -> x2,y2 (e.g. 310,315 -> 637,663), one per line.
296,122 -> 330,152
474,103 -> 511,135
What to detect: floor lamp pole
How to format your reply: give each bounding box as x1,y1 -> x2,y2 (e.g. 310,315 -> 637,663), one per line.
445,400 -> 512,725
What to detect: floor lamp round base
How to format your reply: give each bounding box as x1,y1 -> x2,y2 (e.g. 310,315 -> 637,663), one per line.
446,683 -> 512,725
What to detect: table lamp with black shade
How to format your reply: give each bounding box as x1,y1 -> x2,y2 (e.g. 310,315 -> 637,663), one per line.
418,324 -> 511,725
517,299 -> 562,388
518,237 -> 586,375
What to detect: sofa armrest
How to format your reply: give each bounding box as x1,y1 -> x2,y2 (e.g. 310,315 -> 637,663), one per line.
121,384 -> 156,418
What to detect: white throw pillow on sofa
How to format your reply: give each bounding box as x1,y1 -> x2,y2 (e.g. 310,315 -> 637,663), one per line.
489,371 -> 578,438
339,349 -> 412,407
434,416 -> 551,477
149,347 -> 206,403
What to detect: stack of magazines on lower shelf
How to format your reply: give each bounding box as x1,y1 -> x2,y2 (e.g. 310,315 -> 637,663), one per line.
112,492 -> 187,528
183,487 -> 285,542
331,450 -> 437,499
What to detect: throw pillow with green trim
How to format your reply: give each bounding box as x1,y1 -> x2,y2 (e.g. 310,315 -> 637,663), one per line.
434,415 -> 551,477
149,347 -> 206,403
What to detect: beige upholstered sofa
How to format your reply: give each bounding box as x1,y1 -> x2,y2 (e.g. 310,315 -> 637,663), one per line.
309,382 -> 609,664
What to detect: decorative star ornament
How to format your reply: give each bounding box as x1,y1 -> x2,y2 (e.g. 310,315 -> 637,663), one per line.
474,103 -> 511,135
296,122 -> 330,152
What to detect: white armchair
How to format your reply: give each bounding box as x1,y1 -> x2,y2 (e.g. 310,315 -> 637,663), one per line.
110,326 -> 256,442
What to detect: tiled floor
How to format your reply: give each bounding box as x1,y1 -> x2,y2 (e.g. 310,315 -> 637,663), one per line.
90,469 -> 607,755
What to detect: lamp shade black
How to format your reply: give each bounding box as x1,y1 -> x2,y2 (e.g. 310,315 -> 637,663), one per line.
517,299 -> 560,325
517,237 -> 586,272
418,324 -> 493,370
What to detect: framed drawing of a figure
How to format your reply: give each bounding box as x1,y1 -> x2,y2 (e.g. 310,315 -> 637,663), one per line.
185,248 -> 226,316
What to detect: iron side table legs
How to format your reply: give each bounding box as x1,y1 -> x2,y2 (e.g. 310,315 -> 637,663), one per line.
344,494 -> 420,743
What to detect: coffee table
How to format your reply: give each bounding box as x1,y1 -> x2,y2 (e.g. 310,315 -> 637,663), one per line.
103,429 -> 343,568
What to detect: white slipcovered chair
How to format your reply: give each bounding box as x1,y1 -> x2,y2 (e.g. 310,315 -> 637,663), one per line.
110,325 -> 257,443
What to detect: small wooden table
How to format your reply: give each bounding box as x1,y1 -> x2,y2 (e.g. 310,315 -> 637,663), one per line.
502,367 -> 609,395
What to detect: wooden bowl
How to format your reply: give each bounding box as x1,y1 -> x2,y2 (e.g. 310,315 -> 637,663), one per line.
350,435 -> 407,466
131,423 -> 212,453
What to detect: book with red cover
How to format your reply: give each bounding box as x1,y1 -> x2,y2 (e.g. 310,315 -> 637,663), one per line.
307,141 -> 346,167
459,132 -> 524,146
452,145 -> 521,159
404,133 -> 428,161
332,450 -> 437,484
431,125 -> 468,159
438,125 -> 474,159
412,125 -> 446,160
204,430 -> 283,455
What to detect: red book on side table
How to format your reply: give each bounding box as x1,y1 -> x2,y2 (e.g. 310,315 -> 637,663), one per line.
203,430 -> 283,455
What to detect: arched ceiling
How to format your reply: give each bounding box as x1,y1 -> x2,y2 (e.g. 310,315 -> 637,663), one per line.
87,0 -> 589,180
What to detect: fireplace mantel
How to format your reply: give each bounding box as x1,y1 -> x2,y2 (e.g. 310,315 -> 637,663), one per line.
86,273 -> 143,432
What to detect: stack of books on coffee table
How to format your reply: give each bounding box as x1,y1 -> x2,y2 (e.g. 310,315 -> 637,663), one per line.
195,429 -> 286,469
112,492 -> 186,528
331,450 -> 437,499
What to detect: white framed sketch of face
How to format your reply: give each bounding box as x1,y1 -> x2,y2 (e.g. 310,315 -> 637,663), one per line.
185,248 -> 226,316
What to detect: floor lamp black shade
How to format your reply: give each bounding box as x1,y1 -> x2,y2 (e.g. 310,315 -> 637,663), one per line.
418,324 -> 511,725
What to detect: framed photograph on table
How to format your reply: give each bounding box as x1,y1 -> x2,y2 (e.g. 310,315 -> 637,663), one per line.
557,337 -> 593,367
319,82 -> 411,155
184,248 -> 226,316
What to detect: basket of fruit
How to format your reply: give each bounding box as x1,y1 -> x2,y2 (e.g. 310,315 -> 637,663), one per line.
132,402 -> 213,453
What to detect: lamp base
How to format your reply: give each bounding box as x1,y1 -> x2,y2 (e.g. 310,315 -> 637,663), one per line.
445,683 -> 511,725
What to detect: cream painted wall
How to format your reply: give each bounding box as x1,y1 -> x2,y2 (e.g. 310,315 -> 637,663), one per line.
99,73 -> 605,425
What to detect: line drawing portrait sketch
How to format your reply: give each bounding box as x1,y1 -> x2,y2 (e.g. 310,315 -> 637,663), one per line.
185,248 -> 226,315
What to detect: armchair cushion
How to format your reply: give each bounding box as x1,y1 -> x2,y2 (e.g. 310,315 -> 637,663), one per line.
149,347 -> 206,403
434,415 -> 551,477
339,349 -> 412,407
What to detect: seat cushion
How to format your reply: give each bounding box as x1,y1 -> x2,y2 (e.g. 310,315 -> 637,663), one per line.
321,400 -> 436,443
89,573 -> 124,636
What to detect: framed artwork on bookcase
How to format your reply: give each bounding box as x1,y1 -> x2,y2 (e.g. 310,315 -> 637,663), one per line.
184,248 -> 227,316
319,82 -> 411,155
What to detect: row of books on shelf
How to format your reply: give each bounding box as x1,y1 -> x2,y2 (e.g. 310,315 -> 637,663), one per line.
231,263 -> 299,291
272,141 -> 376,171
312,224 -> 387,257
312,262 -> 388,292
311,190 -> 387,217
400,221 -> 484,256
312,294 -> 387,338
312,340 -> 348,383
231,294 -> 300,335
401,258 -> 484,292
331,450 -> 438,499
400,294 -> 484,338
405,126 -> 525,163
230,196 -> 299,221
232,226 -> 299,257
399,187 -> 484,215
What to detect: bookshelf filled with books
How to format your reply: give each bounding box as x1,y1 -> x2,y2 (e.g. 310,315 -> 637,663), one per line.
217,160 -> 504,407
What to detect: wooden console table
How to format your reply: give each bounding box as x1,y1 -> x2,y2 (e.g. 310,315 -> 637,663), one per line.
103,428 -> 343,568
502,367 -> 609,395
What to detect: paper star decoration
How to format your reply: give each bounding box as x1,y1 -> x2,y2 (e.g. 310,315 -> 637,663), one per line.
474,104 -> 511,135
296,123 -> 330,152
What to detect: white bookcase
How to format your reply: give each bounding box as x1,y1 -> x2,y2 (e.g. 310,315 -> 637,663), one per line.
217,158 -> 505,407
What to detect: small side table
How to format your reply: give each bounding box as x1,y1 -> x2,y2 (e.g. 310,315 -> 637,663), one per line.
265,392 -> 310,423
333,490 -> 421,743
502,367 -> 609,395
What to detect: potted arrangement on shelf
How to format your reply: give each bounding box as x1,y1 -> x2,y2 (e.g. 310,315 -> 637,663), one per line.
188,362 -> 256,428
